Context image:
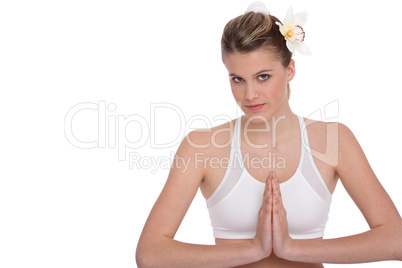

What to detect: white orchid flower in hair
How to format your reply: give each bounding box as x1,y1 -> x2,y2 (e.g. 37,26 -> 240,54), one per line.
276,7 -> 312,55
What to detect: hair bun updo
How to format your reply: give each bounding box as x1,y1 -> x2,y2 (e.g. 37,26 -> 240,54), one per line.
221,2 -> 292,68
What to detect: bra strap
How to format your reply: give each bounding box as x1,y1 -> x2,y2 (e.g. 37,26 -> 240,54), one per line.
206,116 -> 245,208
298,115 -> 332,204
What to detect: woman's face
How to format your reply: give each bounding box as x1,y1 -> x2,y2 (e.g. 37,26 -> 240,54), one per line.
223,48 -> 295,123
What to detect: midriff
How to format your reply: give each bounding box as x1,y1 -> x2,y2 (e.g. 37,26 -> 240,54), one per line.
215,238 -> 324,268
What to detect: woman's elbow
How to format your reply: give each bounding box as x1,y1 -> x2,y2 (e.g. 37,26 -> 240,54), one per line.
397,240 -> 402,261
136,242 -> 157,268
398,234 -> 402,261
393,220 -> 402,261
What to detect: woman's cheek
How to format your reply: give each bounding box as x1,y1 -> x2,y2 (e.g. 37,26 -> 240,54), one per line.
231,87 -> 243,102
267,79 -> 287,100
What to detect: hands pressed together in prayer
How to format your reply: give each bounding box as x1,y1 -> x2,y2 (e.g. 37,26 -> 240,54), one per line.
252,171 -> 294,260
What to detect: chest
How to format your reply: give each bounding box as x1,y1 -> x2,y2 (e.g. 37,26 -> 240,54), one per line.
239,135 -> 301,183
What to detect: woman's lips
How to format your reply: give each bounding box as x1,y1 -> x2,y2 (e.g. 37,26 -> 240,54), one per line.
245,103 -> 265,111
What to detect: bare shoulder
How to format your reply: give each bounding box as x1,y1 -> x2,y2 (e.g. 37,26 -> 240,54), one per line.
305,117 -> 362,162
336,122 -> 359,147
301,118 -> 348,187
303,117 -> 352,136
334,122 -> 368,170
183,118 -> 236,154
173,118 -> 236,177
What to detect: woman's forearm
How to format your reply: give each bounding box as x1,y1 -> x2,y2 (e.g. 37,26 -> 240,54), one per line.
286,223 -> 402,264
136,236 -> 263,268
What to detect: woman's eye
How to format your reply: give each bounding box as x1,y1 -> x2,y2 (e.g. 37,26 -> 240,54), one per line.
258,74 -> 269,81
233,77 -> 244,83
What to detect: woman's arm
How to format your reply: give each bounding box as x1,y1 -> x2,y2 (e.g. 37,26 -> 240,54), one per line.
135,130 -> 271,268
273,123 -> 402,263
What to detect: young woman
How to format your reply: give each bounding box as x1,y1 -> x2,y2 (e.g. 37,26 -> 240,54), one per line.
136,2 -> 402,267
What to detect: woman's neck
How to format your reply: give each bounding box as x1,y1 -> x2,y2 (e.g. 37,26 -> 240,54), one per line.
241,110 -> 299,149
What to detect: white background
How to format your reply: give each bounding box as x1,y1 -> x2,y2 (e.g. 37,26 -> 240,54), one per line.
1,0 -> 401,267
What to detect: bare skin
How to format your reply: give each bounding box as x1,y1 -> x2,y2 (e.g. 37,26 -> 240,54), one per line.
136,49 -> 402,267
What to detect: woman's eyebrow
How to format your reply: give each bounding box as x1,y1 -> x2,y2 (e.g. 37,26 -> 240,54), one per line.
229,69 -> 273,77
254,69 -> 273,75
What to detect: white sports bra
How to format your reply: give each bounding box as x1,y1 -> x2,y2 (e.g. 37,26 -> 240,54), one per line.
206,115 -> 332,240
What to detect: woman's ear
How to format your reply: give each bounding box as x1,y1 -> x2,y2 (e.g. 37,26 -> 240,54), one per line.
287,59 -> 296,82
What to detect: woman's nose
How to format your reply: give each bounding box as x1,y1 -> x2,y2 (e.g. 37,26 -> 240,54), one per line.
245,82 -> 259,100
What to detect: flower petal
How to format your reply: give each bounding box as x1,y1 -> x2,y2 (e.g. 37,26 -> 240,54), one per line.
286,41 -> 297,54
246,1 -> 270,15
275,21 -> 285,35
283,6 -> 294,25
294,11 -> 308,26
295,42 -> 312,55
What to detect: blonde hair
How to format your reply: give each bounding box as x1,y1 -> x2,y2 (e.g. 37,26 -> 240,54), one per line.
221,11 -> 293,96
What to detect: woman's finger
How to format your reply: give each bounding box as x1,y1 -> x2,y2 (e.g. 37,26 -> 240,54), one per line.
259,171 -> 272,219
268,171 -> 273,194
264,171 -> 272,202
272,172 -> 282,199
254,171 -> 273,257
272,173 -> 287,220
